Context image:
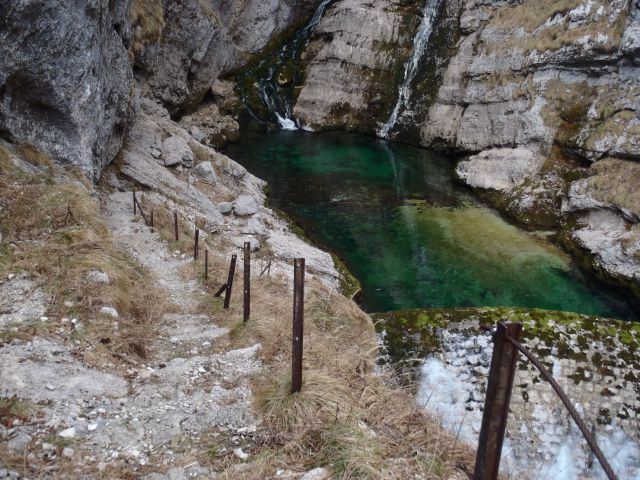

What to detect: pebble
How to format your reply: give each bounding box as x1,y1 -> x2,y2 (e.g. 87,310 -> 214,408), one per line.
62,447 -> 75,458
100,306 -> 119,318
88,423 -> 98,432
301,468 -> 330,480
58,427 -> 76,438
233,448 -> 249,460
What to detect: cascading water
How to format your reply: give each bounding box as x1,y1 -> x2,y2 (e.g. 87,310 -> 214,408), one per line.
378,0 -> 442,139
237,0 -> 335,130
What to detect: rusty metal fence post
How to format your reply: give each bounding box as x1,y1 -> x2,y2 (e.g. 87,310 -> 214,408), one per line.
133,190 -> 137,215
194,228 -> 199,260
473,322 -> 522,480
174,212 -> 179,242
223,254 -> 237,310
243,242 -> 250,323
204,249 -> 209,281
291,258 -> 305,394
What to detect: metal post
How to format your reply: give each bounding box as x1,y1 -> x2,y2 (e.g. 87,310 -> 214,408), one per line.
133,190 -> 137,215
150,210 -> 154,231
174,212 -> 179,242
194,228 -> 199,260
243,242 -> 250,323
223,254 -> 237,310
204,249 -> 209,281
291,258 -> 305,394
214,283 -> 227,297
474,322 -> 522,480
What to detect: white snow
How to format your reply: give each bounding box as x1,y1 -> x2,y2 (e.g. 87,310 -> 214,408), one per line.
417,357 -> 640,480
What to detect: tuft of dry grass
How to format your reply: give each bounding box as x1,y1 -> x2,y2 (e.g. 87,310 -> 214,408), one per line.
129,0 -> 165,56
0,143 -> 165,365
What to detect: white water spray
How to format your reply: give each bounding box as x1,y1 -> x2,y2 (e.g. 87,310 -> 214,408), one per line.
378,0 -> 441,138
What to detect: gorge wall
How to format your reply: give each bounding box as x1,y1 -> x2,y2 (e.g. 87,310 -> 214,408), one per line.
0,0 -> 638,302
291,0 -> 640,305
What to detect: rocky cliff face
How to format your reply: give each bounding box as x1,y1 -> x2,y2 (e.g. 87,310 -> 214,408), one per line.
290,0 -> 640,302
0,0 -> 321,180
424,0 -> 640,299
0,0 -> 134,181
292,0 -> 427,132
135,0 -> 323,115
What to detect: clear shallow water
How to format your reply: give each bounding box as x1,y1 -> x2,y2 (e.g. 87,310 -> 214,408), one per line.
225,131 -> 634,319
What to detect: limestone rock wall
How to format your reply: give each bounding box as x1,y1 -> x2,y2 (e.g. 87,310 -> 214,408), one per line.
292,0 -> 426,132
427,0 -> 640,299
137,0 -> 324,115
0,0 -> 134,181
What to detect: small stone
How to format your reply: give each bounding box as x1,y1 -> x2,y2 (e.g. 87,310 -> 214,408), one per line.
39,316 -> 48,322
86,270 -> 109,284
162,135 -> 194,167
7,433 -> 31,452
88,423 -> 98,432
150,147 -> 162,159
45,383 -> 57,391
217,202 -> 233,214
301,467 -> 330,480
62,447 -> 75,458
58,427 -> 75,439
7,273 -> 15,280
42,442 -> 55,451
194,161 -> 218,184
232,195 -> 258,216
233,448 -> 249,460
63,301 -> 74,308
100,306 -> 119,318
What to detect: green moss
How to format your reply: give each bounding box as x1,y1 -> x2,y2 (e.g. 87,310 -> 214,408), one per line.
330,253 -> 361,299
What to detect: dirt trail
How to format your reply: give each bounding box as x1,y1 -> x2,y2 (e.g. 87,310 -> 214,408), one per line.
1,191 -> 262,478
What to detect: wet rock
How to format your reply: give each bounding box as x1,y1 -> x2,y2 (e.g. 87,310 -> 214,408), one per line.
162,136 -> 194,168
233,195 -> 258,216
194,161 -> 218,184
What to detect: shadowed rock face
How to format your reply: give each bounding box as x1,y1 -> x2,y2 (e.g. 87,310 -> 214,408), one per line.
136,0 -> 324,115
0,0 -> 134,181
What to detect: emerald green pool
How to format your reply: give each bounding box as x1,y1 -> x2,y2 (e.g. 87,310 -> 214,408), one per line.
225,131 -> 634,319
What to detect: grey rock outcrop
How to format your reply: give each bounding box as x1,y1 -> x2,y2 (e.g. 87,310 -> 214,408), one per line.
162,135 -> 194,167
0,0 -> 134,181
137,0 -> 324,114
293,0 -> 424,132
193,161 -> 218,184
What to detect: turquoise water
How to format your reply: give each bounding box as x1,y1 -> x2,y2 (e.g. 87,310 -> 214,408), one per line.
225,131 -> 634,318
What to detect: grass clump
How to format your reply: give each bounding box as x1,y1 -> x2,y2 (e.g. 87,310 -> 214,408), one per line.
0,142 -> 165,364
212,274 -> 474,479
129,0 -> 165,56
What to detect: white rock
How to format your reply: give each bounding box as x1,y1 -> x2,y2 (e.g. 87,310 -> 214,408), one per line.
232,195 -> 258,216
42,442 -> 55,451
86,270 -> 110,284
162,135 -> 194,167
100,306 -> 119,318
233,448 -> 249,460
217,202 -> 233,214
62,447 -> 75,458
39,316 -> 48,322
194,161 -> 218,184
58,427 -> 76,439
150,147 -> 162,159
88,423 -> 98,432
301,467 -> 330,480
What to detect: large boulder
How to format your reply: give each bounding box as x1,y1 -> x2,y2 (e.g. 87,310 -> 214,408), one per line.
162,135 -> 193,167
0,0 -> 133,181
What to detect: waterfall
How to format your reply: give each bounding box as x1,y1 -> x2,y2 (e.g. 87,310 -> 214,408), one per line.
378,0 -> 441,138
250,0 -> 335,130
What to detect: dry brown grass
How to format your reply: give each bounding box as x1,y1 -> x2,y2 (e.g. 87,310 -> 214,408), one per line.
0,143 -> 165,366
587,158 -> 640,217
487,0 -> 628,54
201,270 -> 475,479
129,0 -> 165,56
